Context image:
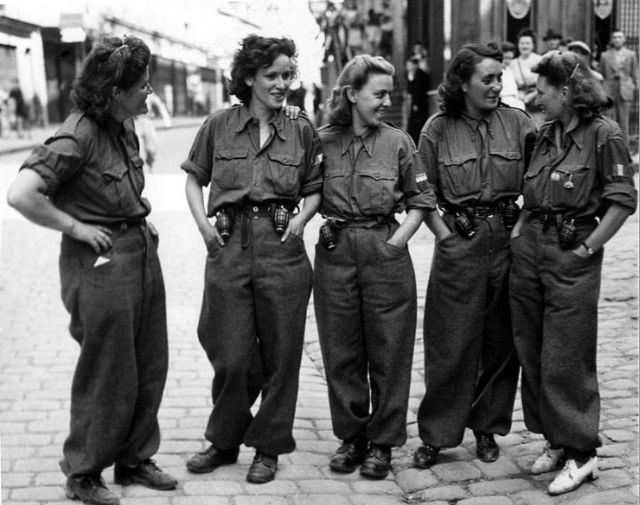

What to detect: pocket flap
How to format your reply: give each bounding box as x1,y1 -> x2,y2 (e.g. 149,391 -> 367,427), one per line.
442,152 -> 477,166
489,149 -> 521,161
102,161 -> 128,180
268,152 -> 302,166
215,148 -> 249,160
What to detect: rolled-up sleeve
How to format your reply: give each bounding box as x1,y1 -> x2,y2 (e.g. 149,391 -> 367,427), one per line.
399,135 -> 437,210
417,118 -> 441,201
597,125 -> 637,213
299,118 -> 324,196
20,135 -> 84,196
181,116 -> 214,187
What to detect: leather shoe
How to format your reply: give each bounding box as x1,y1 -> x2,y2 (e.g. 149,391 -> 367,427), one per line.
413,444 -> 440,468
65,473 -> 120,505
360,444 -> 391,479
114,459 -> 177,490
531,443 -> 565,474
186,445 -> 239,474
475,432 -> 499,463
330,434 -> 368,473
548,457 -> 598,495
246,451 -> 278,484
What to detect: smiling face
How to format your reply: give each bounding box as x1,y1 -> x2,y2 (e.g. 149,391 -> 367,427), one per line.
462,58 -> 503,117
113,68 -> 151,121
348,72 -> 393,133
518,35 -> 535,57
535,75 -> 566,121
246,53 -> 293,115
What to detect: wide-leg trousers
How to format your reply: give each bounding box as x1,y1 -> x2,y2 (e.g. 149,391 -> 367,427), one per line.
314,221 -> 417,447
417,214 -> 519,448
59,223 -> 168,477
197,216 -> 313,456
510,217 -> 602,453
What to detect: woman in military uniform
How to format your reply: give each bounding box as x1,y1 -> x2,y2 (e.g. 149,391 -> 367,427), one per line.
181,35 -> 323,484
413,43 -> 537,469
509,50 -> 636,496
314,54 -> 439,479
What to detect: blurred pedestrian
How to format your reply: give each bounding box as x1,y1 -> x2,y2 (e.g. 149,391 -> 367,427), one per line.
599,29 -> 638,149
542,28 -> 563,54
413,43 -> 536,470
133,99 -> 158,173
6,35 -> 177,505
510,28 -> 543,122
314,54 -> 440,480
182,34 -> 323,485
509,50 -> 637,496
405,56 -> 431,144
8,78 -> 29,138
500,41 -> 525,109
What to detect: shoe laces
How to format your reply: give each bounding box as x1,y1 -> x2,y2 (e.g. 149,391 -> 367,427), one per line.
140,458 -> 161,472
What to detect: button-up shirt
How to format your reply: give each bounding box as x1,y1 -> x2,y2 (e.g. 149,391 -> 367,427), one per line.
523,115 -> 637,215
419,106 -> 537,208
181,104 -> 323,216
20,111 -> 150,223
318,123 -> 436,220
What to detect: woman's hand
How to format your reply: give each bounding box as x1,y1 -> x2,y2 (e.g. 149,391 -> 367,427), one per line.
283,105 -> 302,119
281,213 -> 305,242
68,221 -> 113,254
201,221 -> 225,248
570,244 -> 591,259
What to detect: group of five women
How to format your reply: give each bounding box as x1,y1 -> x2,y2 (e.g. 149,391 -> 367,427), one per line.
8,31 -> 636,505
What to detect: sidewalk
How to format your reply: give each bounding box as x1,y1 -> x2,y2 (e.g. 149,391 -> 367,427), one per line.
0,116 -> 206,156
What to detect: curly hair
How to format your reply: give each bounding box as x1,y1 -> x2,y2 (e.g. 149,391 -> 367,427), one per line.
533,50 -> 607,119
71,35 -> 150,121
516,27 -> 537,52
438,43 -> 503,117
228,35 -> 298,104
325,54 -> 395,126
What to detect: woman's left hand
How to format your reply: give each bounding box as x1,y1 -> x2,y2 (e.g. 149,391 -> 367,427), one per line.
386,234 -> 407,249
283,105 -> 301,119
571,245 -> 591,259
281,213 -> 305,242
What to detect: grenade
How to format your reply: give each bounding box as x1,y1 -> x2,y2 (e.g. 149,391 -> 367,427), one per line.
215,209 -> 233,240
558,218 -> 577,249
501,199 -> 520,229
320,221 -> 338,250
454,211 -> 476,238
272,205 -> 290,234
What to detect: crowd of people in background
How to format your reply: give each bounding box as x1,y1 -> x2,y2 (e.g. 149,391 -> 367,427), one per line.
0,78 -> 37,139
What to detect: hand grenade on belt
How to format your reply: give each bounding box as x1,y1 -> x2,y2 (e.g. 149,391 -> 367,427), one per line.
272,204 -> 290,234
500,199 -> 520,229
454,210 -> 476,238
558,217 -> 577,250
215,209 -> 233,240
320,220 -> 338,250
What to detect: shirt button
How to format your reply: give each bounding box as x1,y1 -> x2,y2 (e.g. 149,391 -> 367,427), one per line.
253,206 -> 259,212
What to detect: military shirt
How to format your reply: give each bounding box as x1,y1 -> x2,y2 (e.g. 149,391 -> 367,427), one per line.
523,115 -> 637,215
419,106 -> 537,207
318,123 -> 436,220
20,111 -> 150,223
181,104 -> 323,217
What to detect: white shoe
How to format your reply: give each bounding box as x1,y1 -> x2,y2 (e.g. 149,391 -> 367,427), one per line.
531,443 -> 565,475
547,457 -> 598,495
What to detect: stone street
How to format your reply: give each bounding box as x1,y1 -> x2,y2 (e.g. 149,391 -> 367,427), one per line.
1,124 -> 638,504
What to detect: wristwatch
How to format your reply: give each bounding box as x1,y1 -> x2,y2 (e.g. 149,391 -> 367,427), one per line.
581,242 -> 595,256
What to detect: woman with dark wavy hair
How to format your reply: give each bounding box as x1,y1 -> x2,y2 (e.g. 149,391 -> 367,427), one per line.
182,34 -> 323,484
7,36 -> 176,505
314,54 -> 440,479
509,50 -> 636,496
412,43 -> 536,470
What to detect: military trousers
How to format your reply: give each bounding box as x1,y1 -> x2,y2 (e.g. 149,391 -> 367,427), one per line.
510,217 -> 602,453
197,215 -> 312,455
314,221 -> 417,446
417,213 -> 519,448
59,223 -> 168,477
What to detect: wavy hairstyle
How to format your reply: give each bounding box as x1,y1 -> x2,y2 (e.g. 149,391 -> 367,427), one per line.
533,50 -> 607,119
228,35 -> 297,104
71,35 -> 150,121
438,43 -> 503,117
325,54 -> 395,126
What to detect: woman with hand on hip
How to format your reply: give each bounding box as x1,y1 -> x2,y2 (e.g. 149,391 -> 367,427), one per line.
509,50 -> 636,496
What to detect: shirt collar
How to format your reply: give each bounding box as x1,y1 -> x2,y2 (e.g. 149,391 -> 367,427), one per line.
234,104 -> 287,141
542,116 -> 585,150
341,126 -> 377,157
102,115 -> 125,138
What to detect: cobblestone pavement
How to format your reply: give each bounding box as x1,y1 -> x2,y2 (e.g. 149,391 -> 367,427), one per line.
1,149 -> 638,504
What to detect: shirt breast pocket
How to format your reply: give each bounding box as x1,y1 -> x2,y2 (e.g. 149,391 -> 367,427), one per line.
549,164 -> 592,210
489,149 -> 523,195
213,148 -> 250,189
355,169 -> 397,214
267,152 -> 302,196
440,152 -> 481,199
101,161 -> 129,208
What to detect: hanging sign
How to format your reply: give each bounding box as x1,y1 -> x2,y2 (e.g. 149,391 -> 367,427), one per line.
507,0 -> 532,19
593,0 -> 613,19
